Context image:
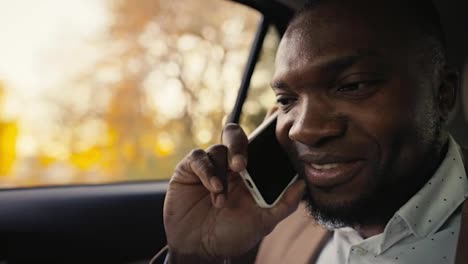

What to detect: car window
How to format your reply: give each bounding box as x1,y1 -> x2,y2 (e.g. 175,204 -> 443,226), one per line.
0,0 -> 275,188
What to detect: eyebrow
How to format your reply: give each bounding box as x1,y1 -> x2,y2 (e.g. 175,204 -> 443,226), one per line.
270,49 -> 382,90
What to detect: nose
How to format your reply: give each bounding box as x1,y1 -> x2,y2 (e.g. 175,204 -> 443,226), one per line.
288,99 -> 346,147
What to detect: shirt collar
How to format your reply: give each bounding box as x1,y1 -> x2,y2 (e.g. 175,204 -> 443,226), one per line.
394,136 -> 468,239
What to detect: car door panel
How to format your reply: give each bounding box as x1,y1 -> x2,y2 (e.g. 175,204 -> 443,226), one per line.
0,182 -> 167,263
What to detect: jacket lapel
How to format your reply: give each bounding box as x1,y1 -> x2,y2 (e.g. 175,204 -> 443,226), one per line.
255,203 -> 332,264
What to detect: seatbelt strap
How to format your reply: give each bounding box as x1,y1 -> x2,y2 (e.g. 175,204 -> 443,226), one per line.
455,148 -> 468,264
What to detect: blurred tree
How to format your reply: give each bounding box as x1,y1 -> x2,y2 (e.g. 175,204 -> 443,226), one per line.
94,0 -> 265,180
46,0 -> 278,183
0,81 -> 18,177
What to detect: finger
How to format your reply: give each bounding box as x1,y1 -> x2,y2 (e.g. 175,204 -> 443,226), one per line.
183,149 -> 223,193
206,144 -> 229,198
227,170 -> 241,184
264,179 -> 306,225
221,123 -> 248,172
210,192 -> 226,208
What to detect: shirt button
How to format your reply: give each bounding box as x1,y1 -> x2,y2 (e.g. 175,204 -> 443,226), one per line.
353,246 -> 368,256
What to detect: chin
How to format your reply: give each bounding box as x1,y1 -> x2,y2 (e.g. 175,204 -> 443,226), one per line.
301,179 -> 385,229
302,192 -> 360,229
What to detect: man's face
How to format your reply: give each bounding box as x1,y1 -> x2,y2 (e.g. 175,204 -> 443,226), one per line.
272,2 -> 444,227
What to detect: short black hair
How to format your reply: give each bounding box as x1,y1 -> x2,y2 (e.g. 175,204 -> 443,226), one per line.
289,0 -> 447,74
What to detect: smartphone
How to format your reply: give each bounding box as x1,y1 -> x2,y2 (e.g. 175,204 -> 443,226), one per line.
239,112 -> 298,208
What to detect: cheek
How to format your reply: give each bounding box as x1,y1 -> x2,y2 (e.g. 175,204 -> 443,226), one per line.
345,82 -> 436,178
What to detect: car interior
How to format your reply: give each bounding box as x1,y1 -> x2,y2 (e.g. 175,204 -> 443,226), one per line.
0,0 -> 466,263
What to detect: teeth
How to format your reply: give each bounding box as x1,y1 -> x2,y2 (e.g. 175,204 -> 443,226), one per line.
310,163 -> 341,170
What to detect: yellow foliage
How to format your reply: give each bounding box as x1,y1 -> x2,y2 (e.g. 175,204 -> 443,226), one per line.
38,155 -> 57,167
69,146 -> 103,170
0,121 -> 18,176
106,128 -> 118,145
155,134 -> 175,157
122,142 -> 136,160
99,147 -> 119,175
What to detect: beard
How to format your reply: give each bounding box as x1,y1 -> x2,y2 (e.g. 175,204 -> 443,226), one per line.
301,172 -> 399,230
300,165 -> 394,230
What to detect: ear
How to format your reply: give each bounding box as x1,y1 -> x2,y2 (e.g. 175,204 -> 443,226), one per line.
437,67 -> 459,122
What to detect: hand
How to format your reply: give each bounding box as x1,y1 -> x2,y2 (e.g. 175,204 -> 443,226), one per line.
163,123 -> 306,260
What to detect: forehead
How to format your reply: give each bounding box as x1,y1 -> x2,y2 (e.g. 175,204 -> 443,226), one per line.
275,3 -> 406,77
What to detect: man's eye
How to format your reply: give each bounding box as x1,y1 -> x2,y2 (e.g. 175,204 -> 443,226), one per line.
276,97 -> 296,107
337,82 -> 367,92
336,80 -> 381,97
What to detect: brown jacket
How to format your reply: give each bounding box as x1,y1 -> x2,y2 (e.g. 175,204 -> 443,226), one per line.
255,149 -> 468,264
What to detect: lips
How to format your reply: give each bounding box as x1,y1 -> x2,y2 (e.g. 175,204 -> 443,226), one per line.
299,153 -> 364,188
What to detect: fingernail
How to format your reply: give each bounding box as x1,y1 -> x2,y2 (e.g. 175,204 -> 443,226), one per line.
231,154 -> 246,171
210,178 -> 223,192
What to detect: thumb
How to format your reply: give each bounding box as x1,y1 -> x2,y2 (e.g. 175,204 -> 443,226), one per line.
264,179 -> 306,225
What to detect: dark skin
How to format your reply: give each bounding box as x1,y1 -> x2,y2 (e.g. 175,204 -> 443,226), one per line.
163,0 -> 458,262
